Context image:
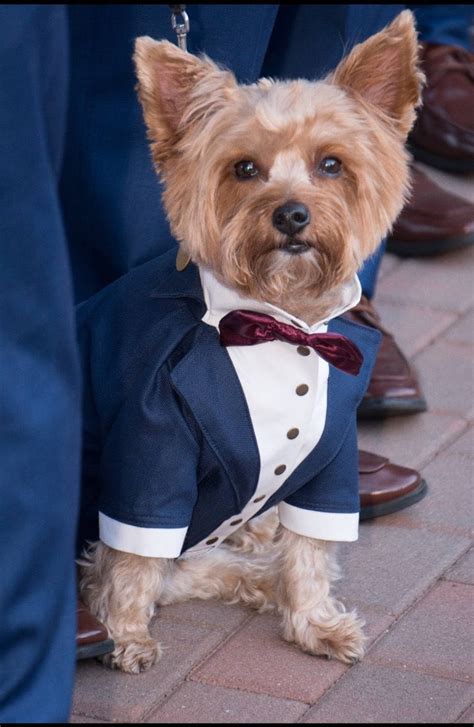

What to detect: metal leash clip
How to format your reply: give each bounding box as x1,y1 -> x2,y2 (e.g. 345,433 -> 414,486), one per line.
169,4 -> 189,51
169,4 -> 192,271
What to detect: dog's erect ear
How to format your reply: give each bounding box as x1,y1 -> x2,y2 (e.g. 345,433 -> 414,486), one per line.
331,10 -> 424,137
134,38 -> 237,163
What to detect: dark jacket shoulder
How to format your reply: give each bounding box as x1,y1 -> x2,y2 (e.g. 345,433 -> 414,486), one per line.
76,248 -> 205,425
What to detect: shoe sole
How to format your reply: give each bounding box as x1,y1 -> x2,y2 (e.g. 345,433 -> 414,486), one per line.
410,144 -> 474,174
360,479 -> 428,520
77,638 -> 115,660
387,231 -> 474,258
357,396 -> 427,419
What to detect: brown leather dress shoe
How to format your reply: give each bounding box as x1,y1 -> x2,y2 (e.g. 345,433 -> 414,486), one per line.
387,165 -> 474,256
345,296 -> 427,418
409,43 -> 474,173
77,599 -> 115,660
359,450 -> 427,520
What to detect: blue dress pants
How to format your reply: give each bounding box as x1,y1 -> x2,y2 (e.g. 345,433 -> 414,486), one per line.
0,6 -> 80,722
408,4 -> 473,49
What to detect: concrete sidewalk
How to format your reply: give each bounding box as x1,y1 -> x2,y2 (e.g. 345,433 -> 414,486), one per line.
72,163 -> 474,724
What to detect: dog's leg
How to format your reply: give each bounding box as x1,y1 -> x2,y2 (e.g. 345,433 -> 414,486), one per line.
78,541 -> 172,673
223,509 -> 279,555
276,526 -> 366,664
159,545 -> 277,613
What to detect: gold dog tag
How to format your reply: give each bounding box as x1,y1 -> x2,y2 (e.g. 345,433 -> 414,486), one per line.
176,248 -> 191,271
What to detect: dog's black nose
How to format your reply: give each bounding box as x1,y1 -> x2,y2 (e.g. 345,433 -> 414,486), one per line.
272,202 -> 310,235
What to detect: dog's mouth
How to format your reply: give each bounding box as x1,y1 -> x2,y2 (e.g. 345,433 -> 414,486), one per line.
280,237 -> 312,256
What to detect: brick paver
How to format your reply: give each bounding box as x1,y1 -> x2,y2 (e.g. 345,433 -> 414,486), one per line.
158,598 -> 251,631
302,664 -> 474,724
413,339 -> 474,416
377,451 -> 473,535
444,549 -> 474,585
379,253 -> 402,280
189,612 -> 347,704
444,308 -> 474,346
372,298 -> 456,357
72,167 -> 474,722
357,411 -> 466,471
449,425 -> 474,458
337,523 -> 470,615
366,581 -> 474,682
146,681 -> 308,723
73,619 -> 247,722
377,249 -> 474,313
457,703 -> 474,723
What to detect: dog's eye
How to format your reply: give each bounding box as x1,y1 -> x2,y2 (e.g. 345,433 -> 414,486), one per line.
234,160 -> 259,179
318,157 -> 342,177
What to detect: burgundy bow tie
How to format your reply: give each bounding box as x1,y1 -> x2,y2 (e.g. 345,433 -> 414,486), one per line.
219,309 -> 363,376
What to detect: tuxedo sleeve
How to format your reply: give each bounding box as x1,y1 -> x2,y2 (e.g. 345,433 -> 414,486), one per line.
278,417 -> 360,542
96,359 -> 200,558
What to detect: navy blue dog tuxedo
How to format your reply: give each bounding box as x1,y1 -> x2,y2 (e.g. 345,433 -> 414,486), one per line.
77,247 -> 381,560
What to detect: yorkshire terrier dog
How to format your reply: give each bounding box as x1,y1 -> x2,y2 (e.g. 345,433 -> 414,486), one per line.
78,11 -> 423,674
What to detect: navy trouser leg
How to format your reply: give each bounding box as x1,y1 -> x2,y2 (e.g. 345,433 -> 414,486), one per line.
0,6 -> 80,722
260,4 -> 404,300
357,239 -> 387,300
408,4 -> 473,49
261,4 -> 402,80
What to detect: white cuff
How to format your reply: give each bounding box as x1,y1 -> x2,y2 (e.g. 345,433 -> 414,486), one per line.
278,501 -> 359,542
99,512 -> 188,558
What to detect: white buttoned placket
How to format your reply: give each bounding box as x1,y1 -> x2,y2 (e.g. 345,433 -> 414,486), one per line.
183,344 -> 328,558
182,267 -> 361,559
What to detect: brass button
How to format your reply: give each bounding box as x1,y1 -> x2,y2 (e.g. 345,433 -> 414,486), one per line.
253,494 -> 266,503
206,537 -> 219,545
230,518 -> 243,527
287,428 -> 299,439
296,384 -> 309,396
274,464 -> 287,475
297,345 -> 310,356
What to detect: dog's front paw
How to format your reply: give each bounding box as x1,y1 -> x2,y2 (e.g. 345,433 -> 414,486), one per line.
101,637 -> 162,673
282,609 -> 366,664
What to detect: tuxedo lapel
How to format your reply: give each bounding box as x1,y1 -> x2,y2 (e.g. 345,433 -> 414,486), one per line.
170,323 -> 261,510
151,255 -> 259,509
